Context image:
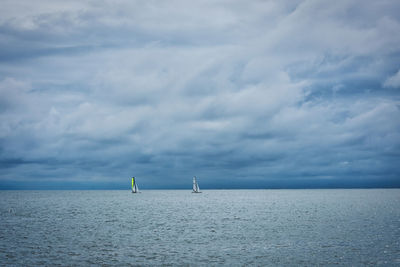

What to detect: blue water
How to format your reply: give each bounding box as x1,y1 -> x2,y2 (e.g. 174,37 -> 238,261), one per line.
1,189 -> 399,265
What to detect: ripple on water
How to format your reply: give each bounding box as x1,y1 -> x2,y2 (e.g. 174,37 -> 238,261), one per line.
0,189 -> 399,265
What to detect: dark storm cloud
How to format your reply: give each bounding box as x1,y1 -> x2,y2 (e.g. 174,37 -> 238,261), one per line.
0,0 -> 399,189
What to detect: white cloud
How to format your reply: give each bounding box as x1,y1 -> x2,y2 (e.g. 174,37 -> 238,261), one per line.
384,70 -> 400,88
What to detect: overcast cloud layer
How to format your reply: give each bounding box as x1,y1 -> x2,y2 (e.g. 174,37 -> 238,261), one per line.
1,0 -> 400,189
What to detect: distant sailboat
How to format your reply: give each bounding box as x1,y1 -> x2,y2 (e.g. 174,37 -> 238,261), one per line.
192,176 -> 201,193
131,177 -> 139,193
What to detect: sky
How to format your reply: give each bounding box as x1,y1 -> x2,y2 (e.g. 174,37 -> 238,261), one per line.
0,0 -> 400,189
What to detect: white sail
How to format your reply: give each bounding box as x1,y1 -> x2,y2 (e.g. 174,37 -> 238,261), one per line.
192,176 -> 201,193
193,177 -> 197,192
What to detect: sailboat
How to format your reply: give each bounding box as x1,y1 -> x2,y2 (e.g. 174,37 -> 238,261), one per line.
131,177 -> 139,193
192,176 -> 201,193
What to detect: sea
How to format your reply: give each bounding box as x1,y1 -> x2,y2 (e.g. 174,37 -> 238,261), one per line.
1,189 -> 399,266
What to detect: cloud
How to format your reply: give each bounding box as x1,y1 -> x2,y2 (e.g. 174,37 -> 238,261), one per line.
384,70 -> 400,88
0,0 -> 399,188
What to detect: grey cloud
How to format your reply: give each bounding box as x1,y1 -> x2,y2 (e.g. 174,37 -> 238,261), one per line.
0,0 -> 399,188
384,70 -> 400,88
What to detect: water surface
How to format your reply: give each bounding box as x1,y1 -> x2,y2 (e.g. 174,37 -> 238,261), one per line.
1,189 -> 399,265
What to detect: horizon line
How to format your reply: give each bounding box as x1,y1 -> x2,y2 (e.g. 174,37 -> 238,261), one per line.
1,187 -> 399,191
